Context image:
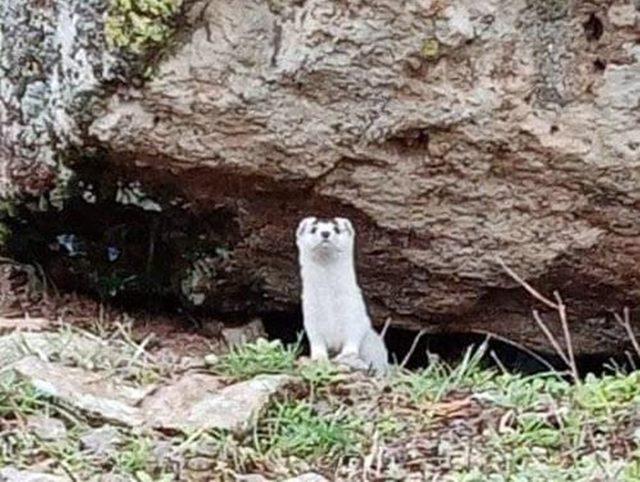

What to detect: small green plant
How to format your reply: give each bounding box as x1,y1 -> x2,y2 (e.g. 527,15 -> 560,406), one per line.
0,376 -> 51,419
256,400 -> 364,462
113,435 -> 153,474
106,0 -> 183,54
299,359 -> 344,398
624,453 -> 640,481
393,343 -> 493,403
575,371 -> 640,417
211,338 -> 300,380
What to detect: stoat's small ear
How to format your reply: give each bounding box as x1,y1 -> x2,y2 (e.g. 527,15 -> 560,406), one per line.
334,217 -> 355,236
296,216 -> 316,237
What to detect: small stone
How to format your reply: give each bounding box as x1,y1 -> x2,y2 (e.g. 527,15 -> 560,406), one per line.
200,320 -> 223,338
186,456 -> 214,471
203,354 -> 219,366
236,475 -> 269,482
150,439 -> 174,466
285,474 -> 329,482
80,425 -> 122,457
27,416 -> 67,442
0,467 -> 70,481
0,317 -> 49,333
222,318 -> 266,348
97,475 -> 130,482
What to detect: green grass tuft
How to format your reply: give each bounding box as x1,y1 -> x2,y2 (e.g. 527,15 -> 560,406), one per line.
255,400 -> 364,462
393,342 -> 494,402
211,338 -> 300,380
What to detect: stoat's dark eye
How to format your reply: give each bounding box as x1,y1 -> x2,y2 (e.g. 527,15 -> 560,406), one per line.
310,227 -> 317,234
334,226 -> 340,234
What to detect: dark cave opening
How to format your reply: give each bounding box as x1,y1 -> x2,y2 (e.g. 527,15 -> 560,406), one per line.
261,310 -> 637,377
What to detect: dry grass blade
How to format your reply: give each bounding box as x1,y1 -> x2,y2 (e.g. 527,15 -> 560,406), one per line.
380,317 -> 392,339
614,307 -> 640,359
472,329 -> 557,373
498,258 -> 579,383
400,329 -> 427,369
554,291 -> 578,382
531,310 -> 570,368
495,257 -> 557,310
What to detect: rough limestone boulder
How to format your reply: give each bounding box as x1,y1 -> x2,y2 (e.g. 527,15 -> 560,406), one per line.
3,0 -> 640,355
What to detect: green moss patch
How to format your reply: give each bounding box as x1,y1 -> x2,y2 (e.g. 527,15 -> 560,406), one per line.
106,0 -> 183,55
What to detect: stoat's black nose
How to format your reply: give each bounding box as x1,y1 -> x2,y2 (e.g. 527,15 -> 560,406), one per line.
321,230 -> 330,239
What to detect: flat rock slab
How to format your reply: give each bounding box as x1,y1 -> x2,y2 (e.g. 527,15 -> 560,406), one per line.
26,416 -> 67,442
10,357 -> 149,426
285,474 -> 329,482
0,331 -> 130,370
80,425 -> 123,457
8,357 -> 293,433
142,372 -> 293,433
237,473 -> 329,482
0,467 -> 70,482
0,317 -> 50,334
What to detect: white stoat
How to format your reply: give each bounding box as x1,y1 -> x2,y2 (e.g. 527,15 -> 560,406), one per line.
296,216 -> 389,376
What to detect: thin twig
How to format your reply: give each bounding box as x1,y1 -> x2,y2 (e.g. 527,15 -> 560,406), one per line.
400,329 -> 427,368
471,329 -> 557,373
532,310 -> 570,367
498,258 -> 580,383
380,317 -> 392,339
554,291 -> 578,382
489,350 -> 509,375
496,257 -> 557,310
614,307 -> 640,359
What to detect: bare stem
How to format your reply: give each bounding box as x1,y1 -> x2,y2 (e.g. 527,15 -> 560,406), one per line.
498,257 -> 579,383
532,310 -> 571,368
614,307 -> 640,359
472,329 -> 558,374
496,257 -> 558,310
400,329 -> 427,369
554,291 -> 578,382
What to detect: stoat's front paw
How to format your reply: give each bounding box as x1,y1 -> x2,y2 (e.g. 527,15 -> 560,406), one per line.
334,352 -> 368,372
296,356 -> 330,368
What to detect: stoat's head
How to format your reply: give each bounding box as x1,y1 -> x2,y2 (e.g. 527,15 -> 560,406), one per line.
296,216 -> 355,263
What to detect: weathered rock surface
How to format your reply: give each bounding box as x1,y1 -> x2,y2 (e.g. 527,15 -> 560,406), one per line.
7,354 -> 291,432
0,331 -> 135,371
0,467 -> 70,482
142,372 -> 292,433
236,474 -> 329,482
90,0 -> 640,355
26,416 -> 68,442
80,425 -> 123,457
0,317 -> 50,334
285,474 -> 330,482
10,357 -> 149,426
3,1 -> 640,354
0,0 -> 122,197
